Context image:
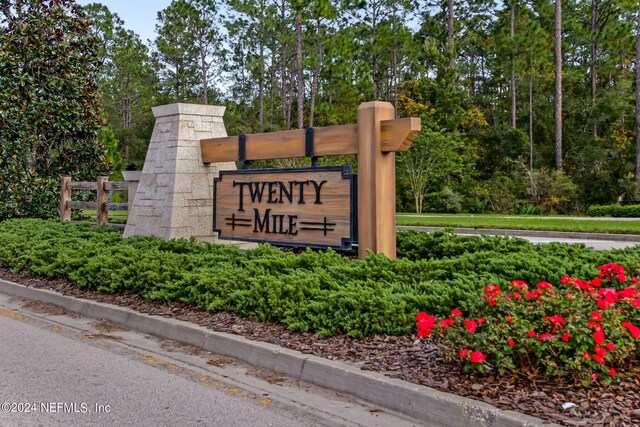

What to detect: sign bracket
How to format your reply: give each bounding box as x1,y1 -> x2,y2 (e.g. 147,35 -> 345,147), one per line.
305,127 -> 319,167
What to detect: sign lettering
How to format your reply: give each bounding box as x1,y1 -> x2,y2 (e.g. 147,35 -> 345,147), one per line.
214,166 -> 355,249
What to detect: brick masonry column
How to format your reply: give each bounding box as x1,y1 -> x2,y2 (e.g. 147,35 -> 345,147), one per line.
124,103 -> 236,242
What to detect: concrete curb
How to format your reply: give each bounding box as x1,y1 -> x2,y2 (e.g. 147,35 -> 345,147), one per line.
397,226 -> 640,242
0,278 -> 557,427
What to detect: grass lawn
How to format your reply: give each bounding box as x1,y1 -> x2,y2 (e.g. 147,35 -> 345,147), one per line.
78,209 -> 128,224
78,209 -> 640,234
397,213 -> 640,234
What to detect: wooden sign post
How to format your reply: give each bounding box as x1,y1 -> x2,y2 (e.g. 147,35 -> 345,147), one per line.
200,101 -> 420,259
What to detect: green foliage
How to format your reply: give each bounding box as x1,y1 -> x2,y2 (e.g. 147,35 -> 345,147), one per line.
0,0 -> 108,220
587,204 -> 640,218
421,265 -> 640,382
2,220 -> 640,340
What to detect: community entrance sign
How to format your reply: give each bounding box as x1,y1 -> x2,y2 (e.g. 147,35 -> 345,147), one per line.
201,101 -> 420,259
213,166 -> 356,249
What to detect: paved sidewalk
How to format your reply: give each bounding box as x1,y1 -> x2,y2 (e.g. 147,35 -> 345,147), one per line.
0,278 -> 556,427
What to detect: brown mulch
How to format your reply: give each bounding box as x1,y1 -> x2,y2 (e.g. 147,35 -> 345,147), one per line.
2,268 -> 639,426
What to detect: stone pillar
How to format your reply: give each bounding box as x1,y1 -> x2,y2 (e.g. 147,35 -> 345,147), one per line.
124,103 -> 236,242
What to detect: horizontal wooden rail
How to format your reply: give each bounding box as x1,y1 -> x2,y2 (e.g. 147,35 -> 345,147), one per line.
60,176 -> 131,229
67,201 -> 99,210
105,182 -> 129,191
68,181 -> 99,191
105,202 -> 128,211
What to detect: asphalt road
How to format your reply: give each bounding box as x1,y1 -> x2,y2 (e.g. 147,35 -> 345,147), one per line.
516,236 -> 636,250
0,296 -> 419,427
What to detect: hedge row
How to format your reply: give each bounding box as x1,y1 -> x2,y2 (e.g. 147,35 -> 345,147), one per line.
587,204 -> 640,218
0,219 -> 639,338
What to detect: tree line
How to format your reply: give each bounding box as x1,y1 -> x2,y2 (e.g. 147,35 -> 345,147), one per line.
3,0 -> 640,217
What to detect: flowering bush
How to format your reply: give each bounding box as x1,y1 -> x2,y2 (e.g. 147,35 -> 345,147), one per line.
416,262 -> 640,383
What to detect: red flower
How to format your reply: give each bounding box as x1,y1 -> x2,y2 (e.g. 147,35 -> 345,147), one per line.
506,316 -> 515,323
539,333 -> 554,341
545,315 -> 565,332
593,354 -> 605,364
594,346 -> 607,357
416,328 -> 432,338
583,352 -> 591,361
450,308 -> 463,317
594,329 -> 605,345
591,373 -> 598,381
591,278 -> 602,287
597,299 -> 614,310
621,321 -> 640,339
469,351 -> 486,364
617,287 -> 638,300
488,299 -> 496,307
527,330 -> 536,337
588,321 -> 602,331
459,349 -> 470,359
630,299 -> 640,308
598,262 -> 626,282
526,290 -> 541,300
417,312 -> 437,337
537,281 -> 552,290
606,342 -> 615,351
464,319 -> 478,334
591,311 -> 604,322
565,293 -> 575,299
484,285 -> 501,295
477,318 -> 485,325
507,338 -> 515,347
561,276 -> 573,284
510,280 -> 528,290
439,318 -> 454,328
609,368 -> 616,376
562,332 -> 571,342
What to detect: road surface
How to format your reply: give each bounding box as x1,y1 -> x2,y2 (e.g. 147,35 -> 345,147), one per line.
0,294 -> 419,427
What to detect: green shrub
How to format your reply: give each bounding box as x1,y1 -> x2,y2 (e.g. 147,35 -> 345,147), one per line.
587,204 -> 640,218
0,219 -> 639,338
417,263 -> 640,383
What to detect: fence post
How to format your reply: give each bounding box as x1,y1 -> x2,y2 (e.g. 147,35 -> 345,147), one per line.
96,176 -> 109,227
357,101 -> 397,260
60,176 -> 71,222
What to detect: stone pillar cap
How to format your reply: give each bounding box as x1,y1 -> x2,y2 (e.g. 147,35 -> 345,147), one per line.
152,103 -> 226,118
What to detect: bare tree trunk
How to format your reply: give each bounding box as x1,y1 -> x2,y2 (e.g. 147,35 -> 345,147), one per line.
554,0 -> 563,171
309,28 -> 323,128
529,65 -> 534,171
200,50 -> 208,105
391,1 -> 398,115
258,2 -> 265,130
296,11 -> 303,129
592,0 -> 598,138
447,0 -> 455,71
280,0 -> 288,128
371,2 -> 379,99
510,2 -> 516,129
635,2 -> 640,181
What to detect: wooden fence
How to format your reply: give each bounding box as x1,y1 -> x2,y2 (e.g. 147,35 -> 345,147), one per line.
59,176 -> 130,230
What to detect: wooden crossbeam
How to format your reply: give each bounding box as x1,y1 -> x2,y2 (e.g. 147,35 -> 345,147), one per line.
380,117 -> 421,152
200,125 -> 357,163
200,118 -> 420,164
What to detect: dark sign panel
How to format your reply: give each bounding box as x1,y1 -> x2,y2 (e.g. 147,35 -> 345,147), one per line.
213,166 -> 356,249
